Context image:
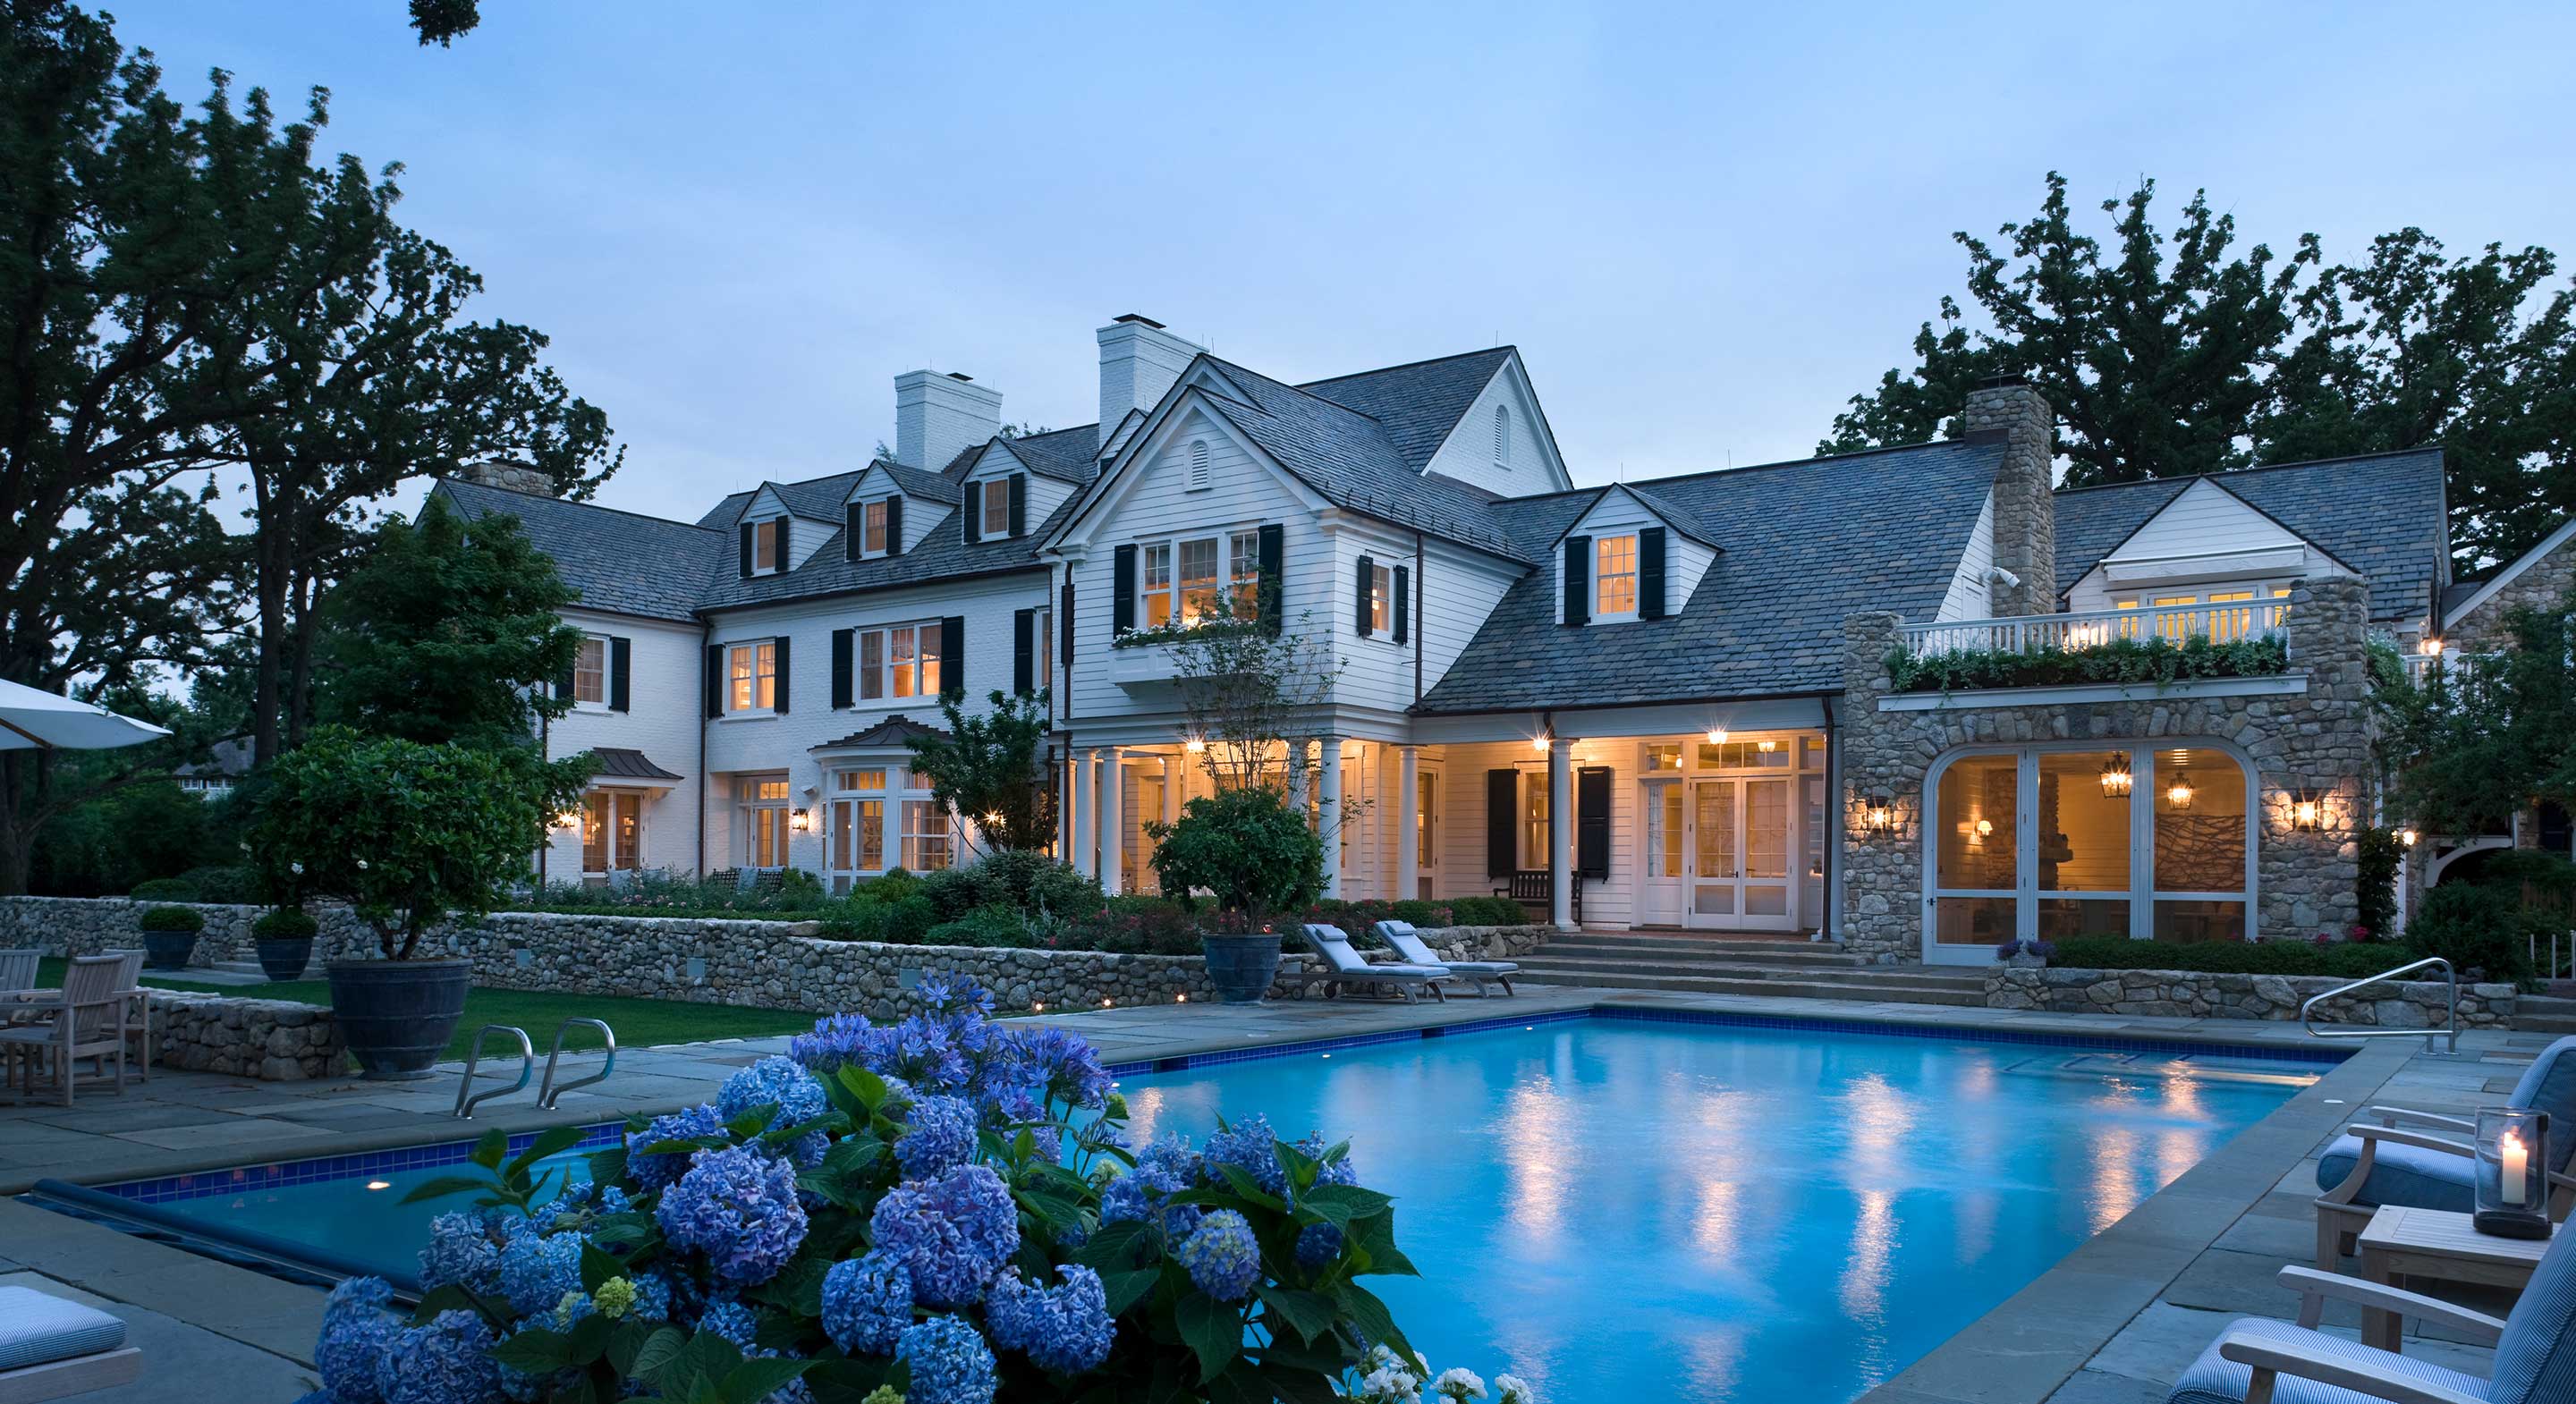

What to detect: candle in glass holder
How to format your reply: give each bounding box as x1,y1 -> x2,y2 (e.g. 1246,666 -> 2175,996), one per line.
2500,1131 -> 2529,1206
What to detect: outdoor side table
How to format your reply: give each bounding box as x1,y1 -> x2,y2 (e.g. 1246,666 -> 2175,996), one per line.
2353,1204 -> 2555,1351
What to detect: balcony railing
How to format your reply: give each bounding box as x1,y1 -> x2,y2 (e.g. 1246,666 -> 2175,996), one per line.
1899,599 -> 2292,659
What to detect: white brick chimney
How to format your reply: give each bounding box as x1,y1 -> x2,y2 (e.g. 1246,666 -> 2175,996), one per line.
894,370 -> 1003,470
1097,314 -> 1202,433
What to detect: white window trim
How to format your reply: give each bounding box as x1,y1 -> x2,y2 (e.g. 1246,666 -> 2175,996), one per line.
1133,528 -> 1265,630
857,497 -> 893,560
723,639 -> 778,717
739,774 -> 792,871
1592,532 -> 1640,623
752,518 -> 786,575
852,620 -> 945,707
1367,560 -> 1394,639
571,633 -> 611,711
979,478 -> 1012,539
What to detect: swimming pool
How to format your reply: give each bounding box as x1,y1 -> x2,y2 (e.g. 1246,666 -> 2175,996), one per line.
42,1011 -> 2325,1403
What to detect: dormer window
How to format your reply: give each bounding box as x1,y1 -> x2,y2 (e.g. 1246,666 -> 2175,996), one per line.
863,499 -> 889,555
962,474 -> 1023,545
755,519 -> 782,571
845,495 -> 903,562
980,479 -> 1010,537
1595,534 -> 1638,619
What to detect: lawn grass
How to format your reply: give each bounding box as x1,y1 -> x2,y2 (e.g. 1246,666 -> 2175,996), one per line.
34,958 -> 820,1062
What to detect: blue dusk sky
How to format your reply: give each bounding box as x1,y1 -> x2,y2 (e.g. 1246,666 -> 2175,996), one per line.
102,1 -> 2576,524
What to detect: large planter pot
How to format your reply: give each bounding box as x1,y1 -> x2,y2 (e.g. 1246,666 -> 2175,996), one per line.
257,936 -> 317,982
1201,933 -> 1283,1005
327,959 -> 470,1080
141,931 -> 199,971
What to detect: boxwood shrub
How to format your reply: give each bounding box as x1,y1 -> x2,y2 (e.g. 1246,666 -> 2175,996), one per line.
252,907 -> 319,939
136,903 -> 205,934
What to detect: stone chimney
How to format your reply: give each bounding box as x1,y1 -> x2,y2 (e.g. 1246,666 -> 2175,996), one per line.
894,370 -> 1003,471
1959,373 -> 2057,616
453,461 -> 557,495
1097,314 -> 1202,433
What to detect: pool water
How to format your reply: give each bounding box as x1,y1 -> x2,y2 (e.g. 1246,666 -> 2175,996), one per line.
96,1017 -> 2318,1403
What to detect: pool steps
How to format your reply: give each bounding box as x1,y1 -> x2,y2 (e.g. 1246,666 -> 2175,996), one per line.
1513,933 -> 1989,1007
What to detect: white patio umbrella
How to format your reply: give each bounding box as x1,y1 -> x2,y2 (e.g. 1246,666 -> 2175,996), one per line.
0,678 -> 172,751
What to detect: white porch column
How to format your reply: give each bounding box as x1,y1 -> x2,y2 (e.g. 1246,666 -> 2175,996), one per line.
1286,738 -> 1310,815
1100,748 -> 1126,896
1396,745 -> 1419,904
1548,736 -> 1575,931
1057,749 -> 1076,864
1072,749 -> 1097,879
1318,735 -> 1343,898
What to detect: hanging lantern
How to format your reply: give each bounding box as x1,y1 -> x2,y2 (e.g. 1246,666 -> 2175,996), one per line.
1706,727 -> 1728,746
2290,790 -> 2324,832
790,808 -> 812,833
2098,754 -> 2133,797
2165,771 -> 2195,810
1861,791 -> 1896,836
1756,738 -> 1777,754
2396,827 -> 2419,848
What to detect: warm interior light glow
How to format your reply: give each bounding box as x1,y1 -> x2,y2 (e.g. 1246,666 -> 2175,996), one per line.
1756,738 -> 1777,753
2166,773 -> 2195,810
1706,728 -> 1728,746
2098,755 -> 2133,797
1183,735 -> 1207,753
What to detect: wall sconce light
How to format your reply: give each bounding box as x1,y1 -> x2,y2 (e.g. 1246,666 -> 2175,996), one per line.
1706,727 -> 1728,746
554,809 -> 583,831
2289,790 -> 2324,832
2165,771 -> 2195,811
1862,791 -> 1897,836
789,808 -> 812,833
2098,754 -> 2133,797
1970,816 -> 1994,845
2396,826 -> 2420,848
2418,635 -> 2445,657
982,811 -> 1003,827
1183,734 -> 1207,754
1531,733 -> 1551,755
1756,738 -> 1777,753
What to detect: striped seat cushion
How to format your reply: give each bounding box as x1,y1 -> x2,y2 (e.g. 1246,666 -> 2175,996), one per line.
0,1284 -> 128,1372
2490,1223 -> 2576,1404
2168,1317 -> 2487,1404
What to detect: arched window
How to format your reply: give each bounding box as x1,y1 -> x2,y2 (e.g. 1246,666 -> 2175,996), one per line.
1926,743 -> 2252,961
1187,439 -> 1211,491
1493,405 -> 1512,465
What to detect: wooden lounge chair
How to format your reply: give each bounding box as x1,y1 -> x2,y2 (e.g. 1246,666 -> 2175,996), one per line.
2167,1217 -> 2574,1404
1373,920 -> 1517,996
0,1283 -> 140,1402
2314,1036 -> 2576,1269
0,955 -> 126,1107
1300,925 -> 1453,1004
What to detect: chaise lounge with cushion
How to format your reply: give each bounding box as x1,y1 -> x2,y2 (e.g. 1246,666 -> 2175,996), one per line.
0,1282 -> 141,1402
1299,925 -> 1454,1004
1372,920 -> 1516,996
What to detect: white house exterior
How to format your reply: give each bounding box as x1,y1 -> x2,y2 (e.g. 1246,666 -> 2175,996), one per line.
441,313 -> 2526,964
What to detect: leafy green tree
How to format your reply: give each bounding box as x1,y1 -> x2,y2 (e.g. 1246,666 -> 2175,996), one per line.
1147,785 -> 1324,932
316,495 -> 583,749
250,726 -> 589,959
904,689 -> 1059,857
2377,589 -> 2576,837
408,0 -> 480,46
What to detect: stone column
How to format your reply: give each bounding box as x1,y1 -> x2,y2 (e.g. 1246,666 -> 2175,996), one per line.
1396,745 -> 1419,904
1318,736 -> 1343,898
1957,375 -> 2056,616
1072,749 -> 1097,879
1548,736 -> 1575,930
1100,748 -> 1125,896
2263,576 -> 2372,936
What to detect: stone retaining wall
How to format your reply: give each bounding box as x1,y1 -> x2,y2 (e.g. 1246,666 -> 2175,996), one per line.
148,994 -> 345,1080
1987,964 -> 2517,1028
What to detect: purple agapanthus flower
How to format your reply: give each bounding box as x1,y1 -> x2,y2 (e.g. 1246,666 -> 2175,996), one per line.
986,1264 -> 1114,1374
869,1163 -> 1020,1308
656,1145 -> 810,1287
998,1025 -> 1111,1111
820,1250 -> 913,1356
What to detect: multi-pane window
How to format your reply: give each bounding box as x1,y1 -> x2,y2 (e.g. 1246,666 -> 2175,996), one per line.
1229,530 -> 1262,620
573,636 -> 606,705
1521,774 -> 1548,869
754,519 -> 783,572
829,768 -> 887,875
1595,534 -> 1639,618
980,479 -> 1010,538
1135,532 -> 1267,630
1416,772 -> 1439,870
727,641 -> 776,713
1033,607 -> 1054,688
1368,561 -> 1392,633
743,777 -> 791,868
1179,538 -> 1220,624
902,798 -> 951,871
1141,544 -> 1174,628
856,622 -> 942,701
861,499 -> 889,555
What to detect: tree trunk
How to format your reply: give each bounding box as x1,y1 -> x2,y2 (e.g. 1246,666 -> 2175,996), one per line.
286,558 -> 319,750
0,753 -> 33,896
250,501 -> 292,767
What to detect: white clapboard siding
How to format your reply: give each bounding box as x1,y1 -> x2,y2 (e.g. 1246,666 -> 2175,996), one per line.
1935,490 -> 1996,622
2064,478 -> 2345,612
1418,540 -> 1521,698
1419,359 -> 1566,497
540,609 -> 708,879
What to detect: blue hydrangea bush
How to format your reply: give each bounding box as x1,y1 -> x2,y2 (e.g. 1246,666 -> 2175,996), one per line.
306,979 -> 1522,1404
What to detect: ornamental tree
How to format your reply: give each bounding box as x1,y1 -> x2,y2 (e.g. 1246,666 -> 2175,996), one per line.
1147,785 -> 1323,933
250,727 -> 590,958
2377,588 -> 2576,838
904,689 -> 1057,857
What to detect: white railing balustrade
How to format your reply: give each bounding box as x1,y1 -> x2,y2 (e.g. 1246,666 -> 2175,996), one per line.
1898,599 -> 2292,659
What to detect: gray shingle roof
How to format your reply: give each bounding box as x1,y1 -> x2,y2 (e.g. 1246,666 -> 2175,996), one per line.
1417,437 -> 2004,713
2053,448 -> 2448,622
695,492 -> 1070,610
998,425 -> 1103,483
1298,348 -> 1517,470
437,478 -> 727,622
813,715 -> 948,749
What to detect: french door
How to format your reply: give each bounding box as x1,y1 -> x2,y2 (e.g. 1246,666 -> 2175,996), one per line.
1685,775 -> 1794,930
1640,779 -> 1683,926
582,791 -> 644,877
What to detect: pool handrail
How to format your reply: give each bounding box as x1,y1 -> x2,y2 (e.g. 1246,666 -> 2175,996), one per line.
2299,956 -> 2458,1055
536,1018 -> 615,1109
452,1024 -> 534,1118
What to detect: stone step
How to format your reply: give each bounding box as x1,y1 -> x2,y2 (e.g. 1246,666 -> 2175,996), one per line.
1514,955 -> 1986,988
1539,935 -> 1862,965
1516,968 -> 1987,1006
2521,1016 -> 2576,1035
208,958 -> 323,981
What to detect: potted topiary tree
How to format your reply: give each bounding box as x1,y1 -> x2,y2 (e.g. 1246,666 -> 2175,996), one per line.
253,906 -> 320,981
1148,785 -> 1324,1002
136,904 -> 205,970
250,728 -> 589,1078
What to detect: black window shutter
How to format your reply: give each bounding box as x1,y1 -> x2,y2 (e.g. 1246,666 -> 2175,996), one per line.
1577,766 -> 1611,879
704,644 -> 723,718
1013,609 -> 1034,695
1392,564 -> 1410,644
609,637 -> 631,713
830,628 -> 854,710
1061,579 -> 1076,662
962,486 -> 981,546
738,521 -> 754,578
1486,769 -> 1518,878
1112,546 -> 1137,635
773,635 -> 791,714
1355,555 -> 1375,636
940,615 -> 965,697
1257,523 -> 1284,636
845,502 -> 864,562
1639,527 -> 1668,621
886,496 -> 903,556
1562,535 -> 1590,625
1007,474 -> 1026,537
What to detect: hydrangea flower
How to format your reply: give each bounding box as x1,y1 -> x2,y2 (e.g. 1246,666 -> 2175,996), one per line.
999,1025 -> 1110,1110
316,1277 -> 401,1404
1203,1114 -> 1289,1197
1495,1374 -> 1538,1404
1174,1209 -> 1260,1301
552,1290 -> 594,1332
697,1299 -> 762,1350
497,1230 -> 584,1317
625,1271 -> 674,1324
417,1211 -> 502,1295
718,1056 -> 829,1127
525,1181 -> 632,1237
373,1310 -> 501,1404
1294,1220 -> 1343,1269
820,1251 -> 912,1356
1098,1139 -> 1203,1239
894,1315 -> 997,1404
657,1145 -> 810,1287
894,1094 -> 978,1178
869,1163 -> 1019,1307
1295,1131 -> 1359,1188
985,1264 -> 1114,1374
592,1277 -> 637,1320
627,1104 -> 728,1192
1431,1366 -> 1489,1402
